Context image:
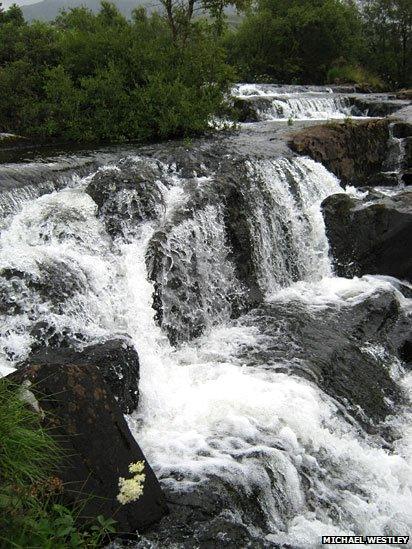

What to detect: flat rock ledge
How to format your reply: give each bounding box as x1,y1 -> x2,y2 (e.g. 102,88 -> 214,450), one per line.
289,118 -> 392,186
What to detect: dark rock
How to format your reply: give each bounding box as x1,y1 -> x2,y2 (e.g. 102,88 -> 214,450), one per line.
30,321 -> 88,351
351,97 -> 408,118
20,338 -> 140,414
218,164 -> 265,306
86,157 -> 167,238
240,288 -> 409,432
322,190 -> 412,282
367,171 -> 400,186
400,338 -> 412,365
145,187 -> 250,345
9,362 -> 168,533
145,157 -> 266,345
170,149 -> 211,178
0,259 -> 89,317
395,89 -> 412,101
405,137 -> 412,171
391,121 -> 412,139
403,170 -> 412,185
290,119 -> 391,186
232,97 -> 273,123
141,475 -> 280,548
146,225 -> 209,345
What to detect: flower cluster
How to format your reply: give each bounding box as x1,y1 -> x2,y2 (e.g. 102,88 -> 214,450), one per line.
117,461 -> 146,505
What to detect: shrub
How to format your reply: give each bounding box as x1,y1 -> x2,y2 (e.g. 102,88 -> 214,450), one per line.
0,3 -> 234,143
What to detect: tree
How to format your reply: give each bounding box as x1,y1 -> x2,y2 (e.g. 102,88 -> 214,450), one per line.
226,0 -> 363,83
0,4 -> 26,66
160,0 -> 249,40
362,0 -> 412,86
1,3 -> 24,25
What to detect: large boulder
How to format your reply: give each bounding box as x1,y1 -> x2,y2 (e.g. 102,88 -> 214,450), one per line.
239,286 -> 409,433
322,190 -> 412,282
9,362 -> 168,533
86,157 -> 167,238
290,119 -> 391,186
20,338 -> 140,414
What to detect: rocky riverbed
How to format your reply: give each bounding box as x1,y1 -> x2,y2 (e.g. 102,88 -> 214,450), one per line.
1,86 -> 411,547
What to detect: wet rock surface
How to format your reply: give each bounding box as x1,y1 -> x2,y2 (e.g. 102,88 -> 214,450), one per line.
233,96 -> 274,122
290,119 -> 391,186
20,338 -> 140,414
145,159 -> 252,345
351,96 -> 409,117
239,287 -> 409,433
86,157 -> 168,238
0,261 -> 87,317
133,478 -> 271,549
322,190 -> 412,282
8,362 -> 168,533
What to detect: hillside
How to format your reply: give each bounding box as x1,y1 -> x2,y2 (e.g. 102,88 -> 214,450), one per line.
21,0 -> 157,20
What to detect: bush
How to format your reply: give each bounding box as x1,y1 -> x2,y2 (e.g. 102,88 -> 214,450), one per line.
0,3 -> 234,143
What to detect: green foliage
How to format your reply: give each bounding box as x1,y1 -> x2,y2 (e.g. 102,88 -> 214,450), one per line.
362,0 -> 412,87
0,2 -> 234,142
0,379 -> 116,548
224,0 -> 410,88
0,378 -> 60,491
1,0 -> 409,141
2,501 -> 117,548
327,64 -> 384,89
225,0 -> 363,83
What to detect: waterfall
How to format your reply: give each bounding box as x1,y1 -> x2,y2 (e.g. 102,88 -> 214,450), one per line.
232,83 -> 335,97
1,140 -> 411,545
383,122 -> 408,183
231,84 -> 356,121
243,157 -> 340,291
258,96 -> 353,120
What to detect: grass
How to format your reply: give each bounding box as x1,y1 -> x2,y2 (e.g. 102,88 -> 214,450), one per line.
0,379 -> 61,490
0,378 -> 117,548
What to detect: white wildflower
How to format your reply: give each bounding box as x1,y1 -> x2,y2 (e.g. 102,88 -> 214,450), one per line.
117,461 -> 146,505
129,461 -> 145,474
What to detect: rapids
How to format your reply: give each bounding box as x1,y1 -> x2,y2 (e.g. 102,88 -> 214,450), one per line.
0,87 -> 411,547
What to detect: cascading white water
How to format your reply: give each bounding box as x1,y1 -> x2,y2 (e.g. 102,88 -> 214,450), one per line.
0,150 -> 411,545
244,157 -> 341,291
231,84 -> 358,121
383,123 -> 408,183
146,201 -> 243,342
258,96 -> 353,121
232,83 -> 335,97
